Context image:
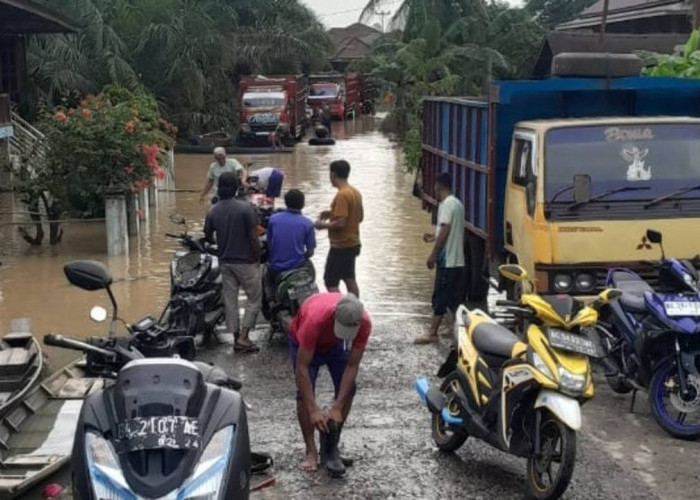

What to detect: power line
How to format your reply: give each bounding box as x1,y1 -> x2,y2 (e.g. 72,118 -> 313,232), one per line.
318,1 -> 401,19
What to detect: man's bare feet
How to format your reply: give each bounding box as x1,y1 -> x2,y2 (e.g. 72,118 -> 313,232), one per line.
299,451 -> 318,472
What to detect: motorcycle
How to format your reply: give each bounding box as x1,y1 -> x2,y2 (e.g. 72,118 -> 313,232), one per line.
416,264 -> 618,500
64,259 -> 196,361
600,229 -> 700,439
262,262 -> 319,335
165,215 -> 225,343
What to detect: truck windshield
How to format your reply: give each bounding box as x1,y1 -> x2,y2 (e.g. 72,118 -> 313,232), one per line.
310,84 -> 339,97
243,95 -> 285,108
545,124 -> 700,205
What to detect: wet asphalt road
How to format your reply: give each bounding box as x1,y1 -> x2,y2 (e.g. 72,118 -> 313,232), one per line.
200,308 -> 684,500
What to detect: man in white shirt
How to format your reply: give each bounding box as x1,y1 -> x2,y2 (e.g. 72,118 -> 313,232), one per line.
415,172 -> 465,344
248,166 -> 285,198
199,147 -> 248,203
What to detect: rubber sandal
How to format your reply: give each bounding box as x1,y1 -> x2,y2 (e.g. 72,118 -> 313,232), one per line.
234,342 -> 260,353
251,452 -> 274,475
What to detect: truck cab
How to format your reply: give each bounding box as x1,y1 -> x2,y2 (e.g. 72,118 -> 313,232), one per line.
240,90 -> 289,140
309,82 -> 345,119
504,117 -> 700,295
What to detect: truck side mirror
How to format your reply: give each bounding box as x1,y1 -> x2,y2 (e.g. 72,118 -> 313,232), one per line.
573,174 -> 591,204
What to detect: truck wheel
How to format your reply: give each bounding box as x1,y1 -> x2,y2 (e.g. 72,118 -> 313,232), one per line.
466,235 -> 489,302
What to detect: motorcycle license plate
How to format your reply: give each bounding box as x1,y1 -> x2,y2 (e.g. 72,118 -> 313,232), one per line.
288,283 -> 318,301
116,416 -> 200,451
664,301 -> 700,317
548,329 -> 598,357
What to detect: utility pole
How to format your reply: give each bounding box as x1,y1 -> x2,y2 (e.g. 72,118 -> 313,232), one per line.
694,0 -> 700,30
599,0 -> 610,45
376,10 -> 391,33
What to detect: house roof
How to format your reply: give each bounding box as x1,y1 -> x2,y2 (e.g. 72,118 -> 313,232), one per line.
557,0 -> 689,30
0,0 -> 77,34
532,30 -> 687,76
327,23 -> 382,61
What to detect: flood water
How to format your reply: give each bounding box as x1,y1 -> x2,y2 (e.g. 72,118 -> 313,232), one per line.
0,115 -> 435,380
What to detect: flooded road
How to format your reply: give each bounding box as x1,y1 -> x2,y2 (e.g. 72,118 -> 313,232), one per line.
1,117 -> 697,499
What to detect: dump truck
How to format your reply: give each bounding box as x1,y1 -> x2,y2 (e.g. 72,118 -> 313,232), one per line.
308,73 -> 360,119
420,55 -> 700,301
239,75 -> 308,146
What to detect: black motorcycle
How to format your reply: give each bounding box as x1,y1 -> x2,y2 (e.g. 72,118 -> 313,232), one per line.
165,215 -> 225,343
47,260 -> 251,499
262,262 -> 319,336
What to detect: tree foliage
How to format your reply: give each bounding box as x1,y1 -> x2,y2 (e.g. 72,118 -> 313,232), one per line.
640,30 -> 700,78
13,87 -> 176,244
361,0 -> 543,171
28,0 -> 331,135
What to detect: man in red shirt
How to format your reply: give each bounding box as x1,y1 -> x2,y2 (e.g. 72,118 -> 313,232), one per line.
289,292 -> 371,475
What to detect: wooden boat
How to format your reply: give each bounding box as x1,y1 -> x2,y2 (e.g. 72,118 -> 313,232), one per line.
0,358 -> 101,498
0,333 -> 43,417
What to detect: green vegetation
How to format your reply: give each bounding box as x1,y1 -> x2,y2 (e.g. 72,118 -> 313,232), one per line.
360,0 -> 544,171
640,30 -> 700,77
28,0 -> 331,135
14,87 -> 175,244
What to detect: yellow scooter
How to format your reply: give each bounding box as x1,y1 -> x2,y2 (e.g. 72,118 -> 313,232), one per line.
416,265 -> 620,499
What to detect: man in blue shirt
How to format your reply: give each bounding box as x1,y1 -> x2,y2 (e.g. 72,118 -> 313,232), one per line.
267,189 -> 316,278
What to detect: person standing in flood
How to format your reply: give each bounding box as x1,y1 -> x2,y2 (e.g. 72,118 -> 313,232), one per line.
321,104 -> 333,137
199,147 -> 248,204
204,172 -> 261,353
315,160 -> 364,298
415,172 -> 465,345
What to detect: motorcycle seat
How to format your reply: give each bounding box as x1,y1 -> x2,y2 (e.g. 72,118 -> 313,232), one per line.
610,271 -> 652,312
472,321 -> 519,358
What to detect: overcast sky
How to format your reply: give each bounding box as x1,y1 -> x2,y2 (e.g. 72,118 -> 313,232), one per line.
304,0 -> 524,29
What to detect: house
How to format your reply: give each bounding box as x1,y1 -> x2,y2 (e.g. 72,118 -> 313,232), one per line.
327,23 -> 382,72
532,30 -> 687,76
557,0 -> 692,34
0,0 -> 76,188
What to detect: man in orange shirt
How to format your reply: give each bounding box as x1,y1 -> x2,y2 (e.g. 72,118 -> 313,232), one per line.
315,160 -> 364,297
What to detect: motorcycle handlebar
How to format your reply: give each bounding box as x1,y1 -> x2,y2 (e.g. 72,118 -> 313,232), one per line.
44,334 -> 115,358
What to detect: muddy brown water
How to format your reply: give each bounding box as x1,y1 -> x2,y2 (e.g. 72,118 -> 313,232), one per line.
0,117 -> 434,371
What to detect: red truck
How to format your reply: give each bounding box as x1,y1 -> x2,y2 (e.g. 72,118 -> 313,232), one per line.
238,75 -> 308,146
308,73 -> 360,119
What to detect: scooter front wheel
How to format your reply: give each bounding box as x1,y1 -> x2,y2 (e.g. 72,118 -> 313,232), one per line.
526,411 -> 576,500
431,374 -> 468,452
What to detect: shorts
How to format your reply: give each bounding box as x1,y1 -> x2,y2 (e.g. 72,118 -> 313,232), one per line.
324,245 -> 360,288
289,339 -> 355,400
432,266 -> 464,316
266,170 -> 284,198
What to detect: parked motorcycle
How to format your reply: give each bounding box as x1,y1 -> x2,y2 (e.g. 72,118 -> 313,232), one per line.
63,259 -> 196,361
164,215 -> 225,342
416,265 -> 618,499
600,229 -> 700,439
262,262 -> 319,335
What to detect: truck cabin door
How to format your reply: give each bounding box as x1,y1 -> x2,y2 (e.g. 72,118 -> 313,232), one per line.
504,132 -> 538,274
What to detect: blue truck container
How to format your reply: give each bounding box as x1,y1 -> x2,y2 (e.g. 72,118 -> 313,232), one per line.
420,76 -> 700,299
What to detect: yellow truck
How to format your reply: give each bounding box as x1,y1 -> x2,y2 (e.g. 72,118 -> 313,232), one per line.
420,75 -> 700,301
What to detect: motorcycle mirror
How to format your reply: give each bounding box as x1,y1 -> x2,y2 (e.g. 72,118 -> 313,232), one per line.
646,229 -> 662,244
169,214 -> 186,226
90,306 -> 108,323
499,264 -> 528,282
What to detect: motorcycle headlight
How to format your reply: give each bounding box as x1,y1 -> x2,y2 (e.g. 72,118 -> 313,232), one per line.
85,431 -> 133,500
529,351 -> 554,381
558,367 -> 586,396
176,425 -> 236,500
85,426 -> 236,500
575,273 -> 595,293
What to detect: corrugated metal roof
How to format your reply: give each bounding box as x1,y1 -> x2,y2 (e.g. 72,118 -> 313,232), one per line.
558,0 -> 688,30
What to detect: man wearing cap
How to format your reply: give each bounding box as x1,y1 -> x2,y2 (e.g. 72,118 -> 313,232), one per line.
289,292 -> 371,475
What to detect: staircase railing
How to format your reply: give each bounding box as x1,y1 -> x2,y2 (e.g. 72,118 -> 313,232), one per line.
8,103 -> 47,161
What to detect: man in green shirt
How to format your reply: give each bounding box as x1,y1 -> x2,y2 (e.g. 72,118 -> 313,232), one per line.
199,147 -> 248,204
415,172 -> 465,345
